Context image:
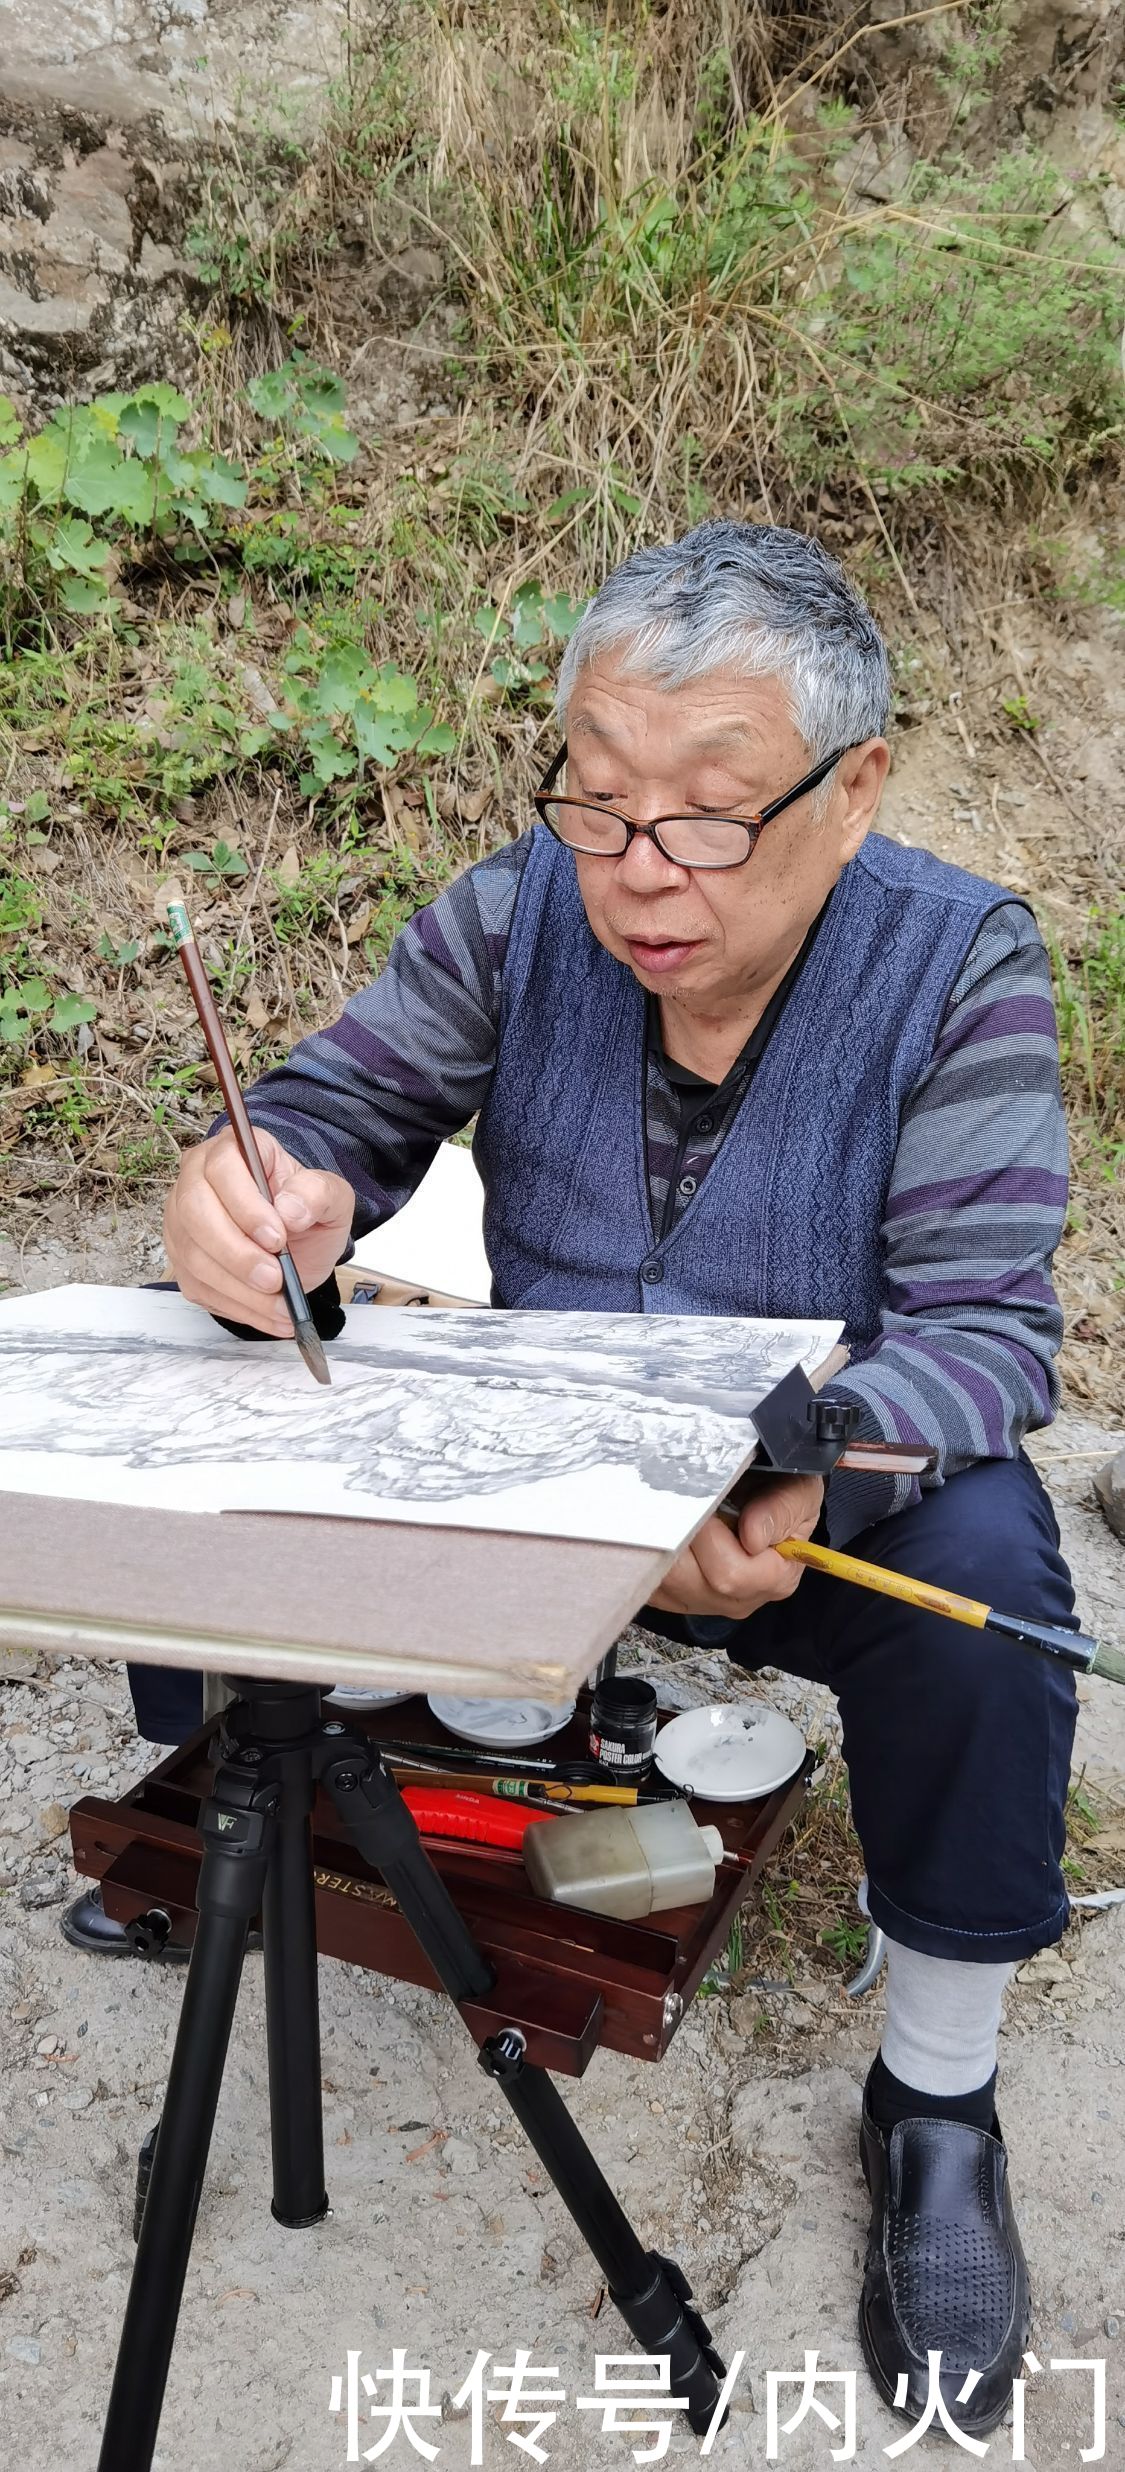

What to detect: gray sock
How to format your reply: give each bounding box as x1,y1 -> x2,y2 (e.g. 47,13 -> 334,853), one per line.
880,1938 -> 1015,2097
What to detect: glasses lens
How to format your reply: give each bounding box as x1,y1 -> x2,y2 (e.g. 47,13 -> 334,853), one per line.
543,799 -> 628,855
657,817 -> 756,869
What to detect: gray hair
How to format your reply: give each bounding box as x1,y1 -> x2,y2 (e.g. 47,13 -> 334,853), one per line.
555,520 -> 892,775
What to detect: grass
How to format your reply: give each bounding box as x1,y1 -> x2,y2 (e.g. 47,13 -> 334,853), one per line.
716,1753 -> 1125,2026
1048,907 -> 1125,1181
0,1 -> 1121,1203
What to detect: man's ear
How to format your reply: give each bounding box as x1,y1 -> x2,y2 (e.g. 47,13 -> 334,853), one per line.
837,739 -> 890,860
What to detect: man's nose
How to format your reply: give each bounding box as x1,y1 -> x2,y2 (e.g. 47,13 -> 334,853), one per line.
613,825 -> 688,894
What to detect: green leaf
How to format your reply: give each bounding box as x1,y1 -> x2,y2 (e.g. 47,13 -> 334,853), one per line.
50,992 -> 97,1032
490,657 -> 523,689
190,451 -> 248,508
297,371 -> 348,417
23,428 -> 69,504
35,515 -> 110,576
472,605 -> 502,642
303,413 -> 359,464
300,723 -> 357,785
25,791 -> 50,825
414,722 -> 457,756
16,978 -> 51,1013
541,591 -> 586,640
210,840 -> 248,876
0,454 -> 23,512
62,435 -> 129,517
313,644 -> 376,712
58,573 -> 111,613
119,386 -> 192,458
239,723 -> 282,757
0,396 -> 21,449
543,485 -> 593,523
370,664 -> 419,714
247,369 -> 291,422
351,705 -> 416,767
511,587 -> 546,650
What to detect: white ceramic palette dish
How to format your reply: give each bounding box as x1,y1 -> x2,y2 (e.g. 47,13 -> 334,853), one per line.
324,1686 -> 416,1713
427,1694 -> 576,1748
654,1702 -> 807,1800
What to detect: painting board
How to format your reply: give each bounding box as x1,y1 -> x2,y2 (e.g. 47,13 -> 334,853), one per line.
0,1285 -> 843,1555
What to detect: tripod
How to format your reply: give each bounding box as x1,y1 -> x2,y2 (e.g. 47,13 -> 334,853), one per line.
98,1680 -> 728,2471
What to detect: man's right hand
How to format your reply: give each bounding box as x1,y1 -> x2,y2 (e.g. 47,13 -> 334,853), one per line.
164,1127 -> 356,1338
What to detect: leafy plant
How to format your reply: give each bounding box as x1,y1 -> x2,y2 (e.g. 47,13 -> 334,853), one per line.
247,357 -> 359,465
472,582 -> 585,697
182,839 -> 250,890
262,627 -> 456,794
0,383 -> 247,642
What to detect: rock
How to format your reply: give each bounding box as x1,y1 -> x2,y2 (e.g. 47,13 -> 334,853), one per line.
1094,1449 -> 1125,1546
19,1861 -> 66,1910
6,2337 -> 42,2365
0,270 -> 108,338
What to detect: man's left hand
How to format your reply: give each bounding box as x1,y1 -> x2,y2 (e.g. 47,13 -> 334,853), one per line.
649,1473 -> 825,1623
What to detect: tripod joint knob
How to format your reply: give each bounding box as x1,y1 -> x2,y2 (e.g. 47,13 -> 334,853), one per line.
479,2027 -> 527,2084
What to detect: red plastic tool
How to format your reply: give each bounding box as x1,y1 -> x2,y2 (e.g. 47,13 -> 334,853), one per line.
400,1787 -> 558,1851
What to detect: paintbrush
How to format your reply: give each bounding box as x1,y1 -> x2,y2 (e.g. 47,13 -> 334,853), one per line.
166,899 -> 330,1387
387,1765 -> 645,1807
770,1536 -> 1123,1684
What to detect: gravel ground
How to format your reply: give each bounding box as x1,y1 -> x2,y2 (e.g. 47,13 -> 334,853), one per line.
1,1407 -> 1123,2471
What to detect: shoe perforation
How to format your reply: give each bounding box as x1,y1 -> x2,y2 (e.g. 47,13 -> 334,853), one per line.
887,2210 -> 1014,2368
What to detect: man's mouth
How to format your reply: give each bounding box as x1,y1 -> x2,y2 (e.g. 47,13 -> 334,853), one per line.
622,935 -> 704,975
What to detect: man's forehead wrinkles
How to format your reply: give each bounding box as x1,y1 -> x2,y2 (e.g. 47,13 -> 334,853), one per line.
569,712 -> 771,756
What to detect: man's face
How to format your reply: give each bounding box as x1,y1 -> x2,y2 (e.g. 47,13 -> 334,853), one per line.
565,660 -> 889,1012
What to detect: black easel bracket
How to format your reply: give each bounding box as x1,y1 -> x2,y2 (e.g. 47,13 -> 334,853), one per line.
742,1367 -> 938,1485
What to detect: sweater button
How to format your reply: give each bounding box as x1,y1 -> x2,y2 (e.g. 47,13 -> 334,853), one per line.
641,1260 -> 664,1285
677,1174 -> 697,1198
695,1114 -> 714,1134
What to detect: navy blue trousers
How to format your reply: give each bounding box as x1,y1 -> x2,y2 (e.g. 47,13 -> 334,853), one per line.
646,1454 -> 1078,1964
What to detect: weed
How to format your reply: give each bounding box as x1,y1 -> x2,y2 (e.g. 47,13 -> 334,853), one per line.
182,840 -> 250,891
1049,906 -> 1125,1171
271,849 -> 349,942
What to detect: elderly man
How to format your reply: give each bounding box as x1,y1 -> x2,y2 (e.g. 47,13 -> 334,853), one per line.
160,522 -> 1075,2434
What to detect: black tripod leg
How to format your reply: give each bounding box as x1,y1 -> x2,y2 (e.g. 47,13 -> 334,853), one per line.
263,1757 -> 328,2227
481,2033 -> 727,2437
321,1744 -> 727,2438
98,1778 -> 274,2472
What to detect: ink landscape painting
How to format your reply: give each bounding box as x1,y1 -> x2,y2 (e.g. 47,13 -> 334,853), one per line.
0,1286 -> 843,1553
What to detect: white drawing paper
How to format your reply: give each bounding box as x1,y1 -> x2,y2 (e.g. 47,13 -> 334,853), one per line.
0,1286 -> 843,1553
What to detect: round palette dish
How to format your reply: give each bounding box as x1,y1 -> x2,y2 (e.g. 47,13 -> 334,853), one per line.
324,1686 -> 416,1713
654,1703 -> 806,1801
427,1694 -> 575,1748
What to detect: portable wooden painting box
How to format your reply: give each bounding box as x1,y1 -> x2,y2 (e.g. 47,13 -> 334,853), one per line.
68,1691 -> 811,2073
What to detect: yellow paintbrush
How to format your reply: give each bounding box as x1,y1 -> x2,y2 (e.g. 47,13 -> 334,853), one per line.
771,1536 -> 1124,1685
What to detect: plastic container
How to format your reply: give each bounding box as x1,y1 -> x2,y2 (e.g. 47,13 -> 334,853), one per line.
521,1799 -> 725,1920
588,1676 -> 658,1782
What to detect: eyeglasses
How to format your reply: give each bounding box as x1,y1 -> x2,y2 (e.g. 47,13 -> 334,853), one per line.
532,741 -> 853,871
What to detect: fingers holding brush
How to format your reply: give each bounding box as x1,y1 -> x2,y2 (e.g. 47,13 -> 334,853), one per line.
650,1474 -> 825,1622
165,1128 -> 354,1323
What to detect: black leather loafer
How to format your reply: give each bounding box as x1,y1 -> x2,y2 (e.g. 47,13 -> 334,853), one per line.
859,2095 -> 1031,2438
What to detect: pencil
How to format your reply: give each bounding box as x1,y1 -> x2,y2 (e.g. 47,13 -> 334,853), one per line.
166,899 -> 331,1387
